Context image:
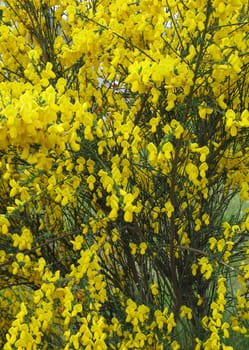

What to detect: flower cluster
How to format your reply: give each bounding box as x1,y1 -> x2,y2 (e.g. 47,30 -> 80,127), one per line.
0,0 -> 249,349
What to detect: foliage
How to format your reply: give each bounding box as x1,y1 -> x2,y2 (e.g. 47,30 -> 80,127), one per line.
0,0 -> 249,349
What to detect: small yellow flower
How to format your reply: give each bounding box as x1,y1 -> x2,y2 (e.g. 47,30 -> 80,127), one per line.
191,263 -> 198,276
180,305 -> 192,320
139,242 -> 147,255
198,257 -> 213,280
71,235 -> 84,250
217,238 -> 225,252
150,283 -> 159,296
129,242 -> 137,255
209,237 -> 217,250
171,340 -> 180,350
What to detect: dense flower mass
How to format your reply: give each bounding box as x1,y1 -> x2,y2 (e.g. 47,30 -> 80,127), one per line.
0,0 -> 249,349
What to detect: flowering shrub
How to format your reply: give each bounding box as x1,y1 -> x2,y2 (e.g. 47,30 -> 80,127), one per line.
0,0 -> 249,349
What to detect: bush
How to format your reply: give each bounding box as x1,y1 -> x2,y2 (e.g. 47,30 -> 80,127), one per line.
0,0 -> 249,349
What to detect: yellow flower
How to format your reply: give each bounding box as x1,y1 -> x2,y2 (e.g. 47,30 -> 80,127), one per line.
180,305 -> 192,320
129,243 -> 137,255
139,242 -> 147,255
150,283 -> 159,296
162,141 -> 174,160
87,175 -> 96,191
71,235 -> 84,250
163,200 -> 174,218
149,116 -> 161,133
217,238 -> 225,252
198,257 -> 213,280
147,142 -> 158,164
186,163 -> 199,185
171,340 -> 180,350
209,237 -> 217,250
191,263 -> 198,276
154,309 -> 165,330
